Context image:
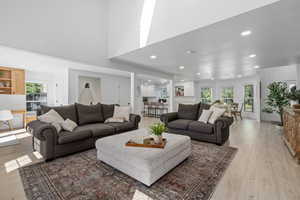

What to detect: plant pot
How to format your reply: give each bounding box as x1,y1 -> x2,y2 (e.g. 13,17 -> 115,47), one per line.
152,135 -> 163,144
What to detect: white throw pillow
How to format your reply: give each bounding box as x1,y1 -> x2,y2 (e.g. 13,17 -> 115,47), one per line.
105,117 -> 126,123
38,109 -> 64,132
208,107 -> 226,124
61,119 -> 78,132
112,106 -> 130,121
198,110 -> 213,123
51,122 -> 62,133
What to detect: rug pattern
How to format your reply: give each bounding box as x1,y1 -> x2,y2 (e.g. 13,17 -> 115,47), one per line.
19,141 -> 237,200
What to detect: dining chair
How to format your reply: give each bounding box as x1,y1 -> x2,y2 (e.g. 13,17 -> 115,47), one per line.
232,103 -> 243,120
0,110 -> 14,130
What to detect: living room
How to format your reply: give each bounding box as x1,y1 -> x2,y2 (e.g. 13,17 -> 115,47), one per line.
0,0 -> 300,199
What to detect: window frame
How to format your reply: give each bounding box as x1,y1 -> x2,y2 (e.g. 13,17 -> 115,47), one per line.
221,87 -> 234,104
200,87 -> 213,104
26,81 -> 48,114
244,84 -> 254,112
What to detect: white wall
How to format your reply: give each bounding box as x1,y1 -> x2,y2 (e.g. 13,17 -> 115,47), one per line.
69,69 -> 131,106
108,0 -> 279,57
0,0 -> 108,66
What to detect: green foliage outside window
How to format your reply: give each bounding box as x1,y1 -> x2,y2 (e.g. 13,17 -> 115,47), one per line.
222,87 -> 234,104
244,85 -> 254,112
26,83 -> 44,94
200,88 -> 212,104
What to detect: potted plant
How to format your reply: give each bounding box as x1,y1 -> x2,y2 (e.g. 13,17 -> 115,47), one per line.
0,71 -> 3,77
149,123 -> 167,143
287,86 -> 300,106
263,82 -> 290,126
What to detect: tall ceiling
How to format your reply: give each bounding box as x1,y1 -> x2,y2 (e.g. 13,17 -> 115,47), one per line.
115,0 -> 300,81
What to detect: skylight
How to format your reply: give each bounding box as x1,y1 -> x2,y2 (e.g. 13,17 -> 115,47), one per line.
140,0 -> 156,48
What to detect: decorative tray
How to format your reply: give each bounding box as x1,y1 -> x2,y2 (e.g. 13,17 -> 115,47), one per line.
126,138 -> 167,149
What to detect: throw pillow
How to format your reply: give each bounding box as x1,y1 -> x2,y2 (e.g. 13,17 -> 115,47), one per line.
51,122 -> 62,133
61,119 -> 78,132
198,109 -> 213,123
102,104 -> 115,120
104,117 -> 126,123
112,106 -> 130,121
38,109 -> 64,132
40,104 -> 78,123
75,103 -> 104,125
178,103 -> 200,120
208,107 -> 226,124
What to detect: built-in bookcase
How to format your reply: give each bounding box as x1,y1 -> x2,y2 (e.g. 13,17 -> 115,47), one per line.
0,66 -> 25,95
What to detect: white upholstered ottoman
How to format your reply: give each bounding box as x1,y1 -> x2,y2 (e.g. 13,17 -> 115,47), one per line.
96,128 -> 191,186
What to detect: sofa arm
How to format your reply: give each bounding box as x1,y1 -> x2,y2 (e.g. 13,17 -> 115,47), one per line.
27,120 -> 58,160
160,112 -> 178,125
214,116 -> 234,129
27,120 -> 58,141
214,116 -> 234,145
129,114 -> 141,128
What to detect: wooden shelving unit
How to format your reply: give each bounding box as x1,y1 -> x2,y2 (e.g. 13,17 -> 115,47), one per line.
0,66 -> 25,95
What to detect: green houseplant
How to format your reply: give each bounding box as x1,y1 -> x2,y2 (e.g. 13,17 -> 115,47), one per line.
263,82 -> 290,126
0,71 -> 3,77
149,123 -> 167,143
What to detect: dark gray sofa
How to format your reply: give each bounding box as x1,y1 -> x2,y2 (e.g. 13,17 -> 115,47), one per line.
27,103 -> 141,161
160,103 -> 233,145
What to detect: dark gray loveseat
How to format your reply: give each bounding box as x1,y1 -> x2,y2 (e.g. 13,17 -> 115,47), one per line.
27,103 -> 141,161
160,103 -> 233,145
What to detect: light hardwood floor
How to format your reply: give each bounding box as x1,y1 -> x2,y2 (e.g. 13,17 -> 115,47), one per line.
0,118 -> 299,200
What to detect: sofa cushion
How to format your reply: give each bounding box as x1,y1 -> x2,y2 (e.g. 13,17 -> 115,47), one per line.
58,128 -> 92,144
178,103 -> 200,120
167,119 -> 194,130
188,121 -> 214,134
106,122 -> 136,133
102,104 -> 115,120
76,103 -> 104,125
76,123 -> 115,138
198,103 -> 211,118
41,105 -> 78,123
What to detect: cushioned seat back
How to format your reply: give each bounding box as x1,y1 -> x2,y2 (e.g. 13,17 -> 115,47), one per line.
75,103 -> 104,125
41,105 -> 78,123
177,103 -> 200,120
198,103 -> 211,119
102,104 -> 115,120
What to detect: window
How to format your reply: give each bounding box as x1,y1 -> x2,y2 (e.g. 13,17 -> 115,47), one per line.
244,84 -> 254,112
26,82 -> 47,114
200,88 -> 212,104
221,87 -> 234,104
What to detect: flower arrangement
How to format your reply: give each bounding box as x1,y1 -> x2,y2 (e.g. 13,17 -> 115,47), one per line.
149,123 -> 167,143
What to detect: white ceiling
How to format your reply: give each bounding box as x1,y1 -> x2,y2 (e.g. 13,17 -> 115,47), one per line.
115,0 -> 300,81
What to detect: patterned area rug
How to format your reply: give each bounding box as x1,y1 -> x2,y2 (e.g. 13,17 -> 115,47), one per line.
19,141 -> 237,200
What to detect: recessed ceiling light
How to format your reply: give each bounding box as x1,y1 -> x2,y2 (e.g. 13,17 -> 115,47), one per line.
180,80 -> 185,82
241,30 -> 252,36
196,72 -> 201,75
186,50 -> 196,54
237,74 -> 242,78
249,54 -> 256,58
150,55 -> 157,59
254,65 -> 260,69
179,66 -> 185,70
148,80 -> 152,82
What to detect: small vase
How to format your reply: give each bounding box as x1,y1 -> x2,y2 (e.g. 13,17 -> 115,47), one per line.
152,135 -> 162,144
